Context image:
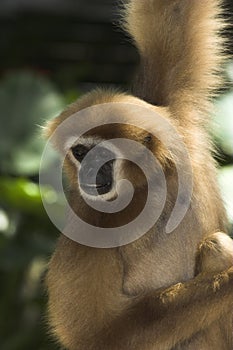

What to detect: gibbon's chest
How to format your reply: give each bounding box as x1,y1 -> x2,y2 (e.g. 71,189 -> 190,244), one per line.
120,184 -> 226,296
120,214 -> 204,294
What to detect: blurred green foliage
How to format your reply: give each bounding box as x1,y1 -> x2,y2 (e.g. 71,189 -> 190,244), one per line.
213,91 -> 233,157
0,71 -> 65,176
0,67 -> 232,350
218,166 -> 233,225
0,71 -> 68,350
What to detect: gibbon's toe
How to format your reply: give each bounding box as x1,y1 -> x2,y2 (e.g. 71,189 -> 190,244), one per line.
195,232 -> 233,275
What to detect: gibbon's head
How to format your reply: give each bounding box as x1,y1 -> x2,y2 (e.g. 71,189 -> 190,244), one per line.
45,89 -> 175,205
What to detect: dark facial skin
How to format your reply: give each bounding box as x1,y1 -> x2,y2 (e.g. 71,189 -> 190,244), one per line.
72,144 -> 115,196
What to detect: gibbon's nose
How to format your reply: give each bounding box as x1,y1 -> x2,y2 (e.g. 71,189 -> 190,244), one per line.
78,146 -> 115,196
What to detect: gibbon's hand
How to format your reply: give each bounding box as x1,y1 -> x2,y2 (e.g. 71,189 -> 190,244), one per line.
96,267 -> 233,350
195,232 -> 233,275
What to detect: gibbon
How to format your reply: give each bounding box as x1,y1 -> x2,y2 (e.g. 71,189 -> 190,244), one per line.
45,1 -> 233,349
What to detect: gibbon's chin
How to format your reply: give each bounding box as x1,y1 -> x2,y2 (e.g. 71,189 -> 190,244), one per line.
79,184 -> 118,202
78,176 -> 135,205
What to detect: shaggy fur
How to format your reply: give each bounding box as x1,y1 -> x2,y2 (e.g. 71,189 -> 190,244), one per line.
46,1 -> 233,349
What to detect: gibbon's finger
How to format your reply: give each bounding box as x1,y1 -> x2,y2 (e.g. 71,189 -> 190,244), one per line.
96,267 -> 233,350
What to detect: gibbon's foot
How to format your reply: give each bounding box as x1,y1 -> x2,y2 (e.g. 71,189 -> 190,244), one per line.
195,232 -> 233,275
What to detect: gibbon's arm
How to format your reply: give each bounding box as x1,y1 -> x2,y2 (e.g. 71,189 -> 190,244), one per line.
123,0 -> 225,108
97,267 -> 233,350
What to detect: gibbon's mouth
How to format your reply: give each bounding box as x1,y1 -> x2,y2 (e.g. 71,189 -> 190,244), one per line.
80,182 -> 112,196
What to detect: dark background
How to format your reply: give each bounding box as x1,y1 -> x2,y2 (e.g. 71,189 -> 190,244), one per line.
0,1 -> 232,350
0,0 -> 138,92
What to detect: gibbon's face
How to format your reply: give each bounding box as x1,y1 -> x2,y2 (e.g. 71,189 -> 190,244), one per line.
46,91 -> 173,203
66,135 -> 123,201
63,129 -> 153,200
63,124 -> 158,202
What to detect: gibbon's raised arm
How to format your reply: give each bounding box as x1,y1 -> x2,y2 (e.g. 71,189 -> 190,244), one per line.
123,0 -> 225,108
97,267 -> 233,350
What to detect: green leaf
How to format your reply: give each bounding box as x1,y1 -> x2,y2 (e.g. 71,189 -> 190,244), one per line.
0,71 -> 65,175
0,177 -> 53,217
213,92 -> 233,156
218,166 -> 233,224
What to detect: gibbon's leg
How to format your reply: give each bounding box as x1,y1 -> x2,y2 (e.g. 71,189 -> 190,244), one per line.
95,233 -> 233,350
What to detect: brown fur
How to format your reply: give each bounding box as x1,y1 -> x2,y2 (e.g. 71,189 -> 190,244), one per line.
46,1 -> 233,349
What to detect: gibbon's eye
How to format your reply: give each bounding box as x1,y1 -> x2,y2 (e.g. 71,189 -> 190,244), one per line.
144,135 -> 152,144
71,144 -> 89,163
